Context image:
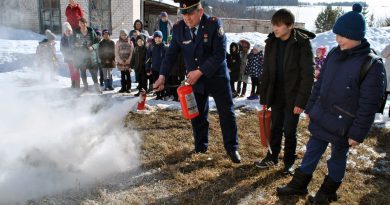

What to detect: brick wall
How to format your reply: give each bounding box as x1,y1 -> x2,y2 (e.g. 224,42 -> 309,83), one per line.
220,18 -> 305,34
10,0 -> 40,33
111,0 -> 140,38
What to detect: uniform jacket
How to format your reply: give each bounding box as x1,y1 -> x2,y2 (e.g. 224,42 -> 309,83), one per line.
160,14 -> 229,94
98,39 -> 116,68
65,4 -> 84,30
259,28 -> 315,111
381,44 -> 390,92
146,43 -> 167,72
227,42 -> 241,82
245,51 -> 263,78
73,27 -> 100,68
60,35 -> 73,63
130,45 -> 147,74
305,40 -> 386,146
115,38 -> 134,71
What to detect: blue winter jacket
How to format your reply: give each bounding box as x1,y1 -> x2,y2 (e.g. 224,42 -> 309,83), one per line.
146,43 -> 167,73
305,39 -> 386,146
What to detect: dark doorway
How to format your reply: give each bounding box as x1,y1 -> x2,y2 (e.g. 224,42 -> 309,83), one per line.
39,0 -> 61,34
90,0 -> 112,32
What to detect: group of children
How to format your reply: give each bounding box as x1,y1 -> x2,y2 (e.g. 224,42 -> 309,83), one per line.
36,17 -> 185,99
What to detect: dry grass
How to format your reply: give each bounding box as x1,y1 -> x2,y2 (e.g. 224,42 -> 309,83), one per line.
85,110 -> 388,205
36,110 -> 390,205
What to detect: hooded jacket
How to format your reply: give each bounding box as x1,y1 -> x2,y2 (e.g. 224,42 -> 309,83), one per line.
259,28 -> 316,111
227,42 -> 241,82
305,39 -> 386,146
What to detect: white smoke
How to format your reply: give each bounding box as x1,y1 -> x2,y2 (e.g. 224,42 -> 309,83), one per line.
0,68 -> 141,203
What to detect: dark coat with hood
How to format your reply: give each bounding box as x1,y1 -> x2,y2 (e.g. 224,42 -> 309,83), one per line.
98,39 -> 116,68
305,39 -> 386,146
227,42 -> 241,82
259,28 -> 315,111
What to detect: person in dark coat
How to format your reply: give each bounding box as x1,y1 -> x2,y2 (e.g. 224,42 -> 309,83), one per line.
276,4 -> 387,204
255,9 -> 315,174
65,0 -> 84,30
146,30 -> 167,100
154,0 -> 241,164
98,29 -> 115,91
227,42 -> 241,97
154,11 -> 174,44
129,19 -> 149,45
131,35 -> 148,96
73,17 -> 101,93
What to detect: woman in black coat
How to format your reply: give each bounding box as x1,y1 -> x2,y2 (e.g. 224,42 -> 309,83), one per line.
227,42 -> 241,96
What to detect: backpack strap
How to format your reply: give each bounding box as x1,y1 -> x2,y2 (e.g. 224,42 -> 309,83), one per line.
359,51 -> 382,86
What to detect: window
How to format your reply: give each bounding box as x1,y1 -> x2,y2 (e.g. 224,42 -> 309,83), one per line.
90,0 -> 111,31
39,0 -> 61,34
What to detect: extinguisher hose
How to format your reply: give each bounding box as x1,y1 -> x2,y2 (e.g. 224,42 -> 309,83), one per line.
263,106 -> 272,155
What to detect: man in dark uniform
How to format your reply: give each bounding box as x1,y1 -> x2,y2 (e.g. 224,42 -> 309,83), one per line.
153,0 -> 241,163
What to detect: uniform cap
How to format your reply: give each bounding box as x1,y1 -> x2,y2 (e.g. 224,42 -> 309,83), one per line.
174,0 -> 201,14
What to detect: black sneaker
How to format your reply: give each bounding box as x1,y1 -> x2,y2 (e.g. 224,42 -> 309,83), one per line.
254,157 -> 277,169
283,164 -> 295,176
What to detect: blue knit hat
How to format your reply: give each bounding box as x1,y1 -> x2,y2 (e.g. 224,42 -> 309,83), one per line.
153,30 -> 163,38
332,3 -> 366,41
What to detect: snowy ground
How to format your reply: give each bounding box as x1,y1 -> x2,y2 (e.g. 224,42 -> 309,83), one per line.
0,26 -> 389,203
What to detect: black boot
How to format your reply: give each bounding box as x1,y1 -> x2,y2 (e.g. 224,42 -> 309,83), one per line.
119,80 -> 126,93
308,176 -> 341,205
276,168 -> 312,196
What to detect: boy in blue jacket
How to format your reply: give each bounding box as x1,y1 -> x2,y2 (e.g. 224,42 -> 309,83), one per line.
276,4 -> 387,204
146,31 -> 167,100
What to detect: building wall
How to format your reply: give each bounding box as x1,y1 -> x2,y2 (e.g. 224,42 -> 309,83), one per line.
111,0 -> 140,38
220,18 -> 305,34
0,0 -> 41,33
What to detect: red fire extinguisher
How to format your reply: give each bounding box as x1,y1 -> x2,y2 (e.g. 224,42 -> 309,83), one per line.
177,82 -> 199,120
137,89 -> 147,110
258,105 -> 272,154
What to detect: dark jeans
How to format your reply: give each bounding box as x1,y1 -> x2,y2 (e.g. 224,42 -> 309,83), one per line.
191,77 -> 238,152
250,76 -> 259,95
237,81 -> 247,96
136,71 -> 147,91
300,137 -> 349,182
268,98 -> 300,166
152,70 -> 163,98
121,70 -> 131,91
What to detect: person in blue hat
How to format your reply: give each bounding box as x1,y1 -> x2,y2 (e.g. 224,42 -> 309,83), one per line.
153,0 -> 241,163
276,4 -> 386,204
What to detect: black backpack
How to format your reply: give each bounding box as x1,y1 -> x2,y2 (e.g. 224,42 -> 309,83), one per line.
326,47 -> 388,114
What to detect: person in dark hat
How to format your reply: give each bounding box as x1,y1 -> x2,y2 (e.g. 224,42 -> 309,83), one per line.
154,0 -> 241,163
276,4 -> 386,204
154,11 -> 173,44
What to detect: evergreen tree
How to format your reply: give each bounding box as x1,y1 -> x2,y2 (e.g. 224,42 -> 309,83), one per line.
314,6 -> 343,33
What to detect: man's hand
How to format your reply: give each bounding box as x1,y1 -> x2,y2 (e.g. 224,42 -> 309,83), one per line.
348,138 -> 359,147
186,69 -> 203,85
88,46 -> 93,51
153,75 -> 166,91
293,106 -> 304,115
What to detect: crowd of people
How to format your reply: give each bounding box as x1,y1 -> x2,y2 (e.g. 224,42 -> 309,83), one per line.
34,0 -> 390,204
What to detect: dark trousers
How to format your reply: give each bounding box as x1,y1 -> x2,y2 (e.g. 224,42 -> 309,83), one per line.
230,80 -> 236,93
98,65 -> 104,85
121,70 -> 131,91
136,71 -> 147,91
237,81 -> 247,96
152,70 -> 163,98
250,76 -> 259,95
300,137 -> 349,182
166,75 -> 182,100
268,99 -> 300,166
80,67 -> 98,87
191,77 -> 238,152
